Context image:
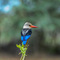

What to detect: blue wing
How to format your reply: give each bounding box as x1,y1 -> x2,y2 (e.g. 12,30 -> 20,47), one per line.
21,36 -> 24,41
21,35 -> 31,45
21,35 -> 31,41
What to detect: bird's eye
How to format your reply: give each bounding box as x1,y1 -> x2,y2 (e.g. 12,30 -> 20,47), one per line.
29,25 -> 31,26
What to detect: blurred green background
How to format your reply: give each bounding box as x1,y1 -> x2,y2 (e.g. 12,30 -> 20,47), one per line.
0,0 -> 60,60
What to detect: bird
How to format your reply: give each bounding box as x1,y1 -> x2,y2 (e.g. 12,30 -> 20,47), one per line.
21,22 -> 38,45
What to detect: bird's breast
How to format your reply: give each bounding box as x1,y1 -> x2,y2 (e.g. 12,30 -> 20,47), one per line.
21,29 -> 32,36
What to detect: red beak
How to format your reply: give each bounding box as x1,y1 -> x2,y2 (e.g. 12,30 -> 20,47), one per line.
30,25 -> 38,28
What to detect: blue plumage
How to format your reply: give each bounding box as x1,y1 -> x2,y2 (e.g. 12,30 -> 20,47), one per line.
21,36 -> 24,41
21,35 -> 31,41
21,29 -> 32,45
25,35 -> 31,40
23,41 -> 27,45
21,35 -> 31,45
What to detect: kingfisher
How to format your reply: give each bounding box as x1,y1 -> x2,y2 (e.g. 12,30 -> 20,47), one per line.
21,22 -> 37,45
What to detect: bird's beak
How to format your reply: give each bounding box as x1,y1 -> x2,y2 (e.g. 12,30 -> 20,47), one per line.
30,25 -> 38,28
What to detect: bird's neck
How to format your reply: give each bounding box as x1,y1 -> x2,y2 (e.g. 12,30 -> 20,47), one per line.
23,28 -> 31,30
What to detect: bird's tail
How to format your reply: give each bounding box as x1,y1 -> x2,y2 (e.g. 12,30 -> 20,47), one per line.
22,41 -> 27,45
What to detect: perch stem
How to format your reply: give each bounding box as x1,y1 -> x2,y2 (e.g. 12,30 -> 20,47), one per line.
20,54 -> 25,60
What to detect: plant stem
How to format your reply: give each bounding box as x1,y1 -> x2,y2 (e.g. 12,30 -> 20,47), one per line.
16,44 -> 28,60
20,54 -> 25,60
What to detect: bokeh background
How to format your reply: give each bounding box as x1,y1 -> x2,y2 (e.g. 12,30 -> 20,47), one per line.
0,0 -> 60,60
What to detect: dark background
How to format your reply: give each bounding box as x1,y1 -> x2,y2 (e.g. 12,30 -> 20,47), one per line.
0,0 -> 60,60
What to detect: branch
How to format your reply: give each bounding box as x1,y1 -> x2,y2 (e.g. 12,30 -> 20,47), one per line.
16,44 -> 27,60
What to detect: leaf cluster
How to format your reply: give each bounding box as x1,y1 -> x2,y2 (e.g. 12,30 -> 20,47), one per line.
16,44 -> 27,56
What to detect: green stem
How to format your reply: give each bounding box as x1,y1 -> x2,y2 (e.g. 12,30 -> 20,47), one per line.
20,54 -> 26,60
16,44 -> 27,60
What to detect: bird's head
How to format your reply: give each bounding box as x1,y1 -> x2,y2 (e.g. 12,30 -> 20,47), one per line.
23,22 -> 38,29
